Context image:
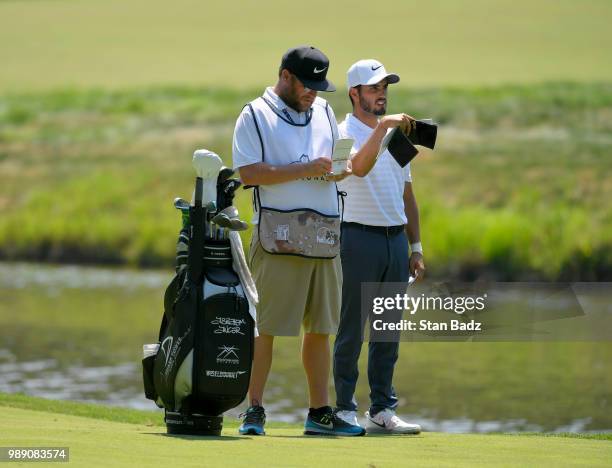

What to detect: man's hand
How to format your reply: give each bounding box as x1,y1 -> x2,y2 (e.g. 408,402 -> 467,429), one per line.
326,167 -> 353,182
409,252 -> 425,280
380,113 -> 416,134
326,159 -> 353,182
304,157 -> 332,178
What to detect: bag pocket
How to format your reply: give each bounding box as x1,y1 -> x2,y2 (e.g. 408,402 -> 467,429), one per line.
258,207 -> 340,259
142,350 -> 158,401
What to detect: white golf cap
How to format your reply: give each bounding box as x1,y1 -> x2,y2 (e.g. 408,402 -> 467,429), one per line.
347,59 -> 400,89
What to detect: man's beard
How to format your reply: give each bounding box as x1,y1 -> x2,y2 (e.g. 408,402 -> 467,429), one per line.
280,88 -> 308,113
359,99 -> 386,116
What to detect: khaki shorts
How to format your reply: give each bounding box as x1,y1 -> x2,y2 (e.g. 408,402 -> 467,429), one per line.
249,230 -> 341,336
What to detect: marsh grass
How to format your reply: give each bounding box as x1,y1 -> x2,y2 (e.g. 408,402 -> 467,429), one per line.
1,82 -> 610,278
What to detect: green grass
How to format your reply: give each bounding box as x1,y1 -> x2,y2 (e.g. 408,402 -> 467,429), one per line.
1,0 -> 611,92
1,82 -> 611,279
0,394 -> 610,467
0,392 -> 164,427
1,392 -> 610,439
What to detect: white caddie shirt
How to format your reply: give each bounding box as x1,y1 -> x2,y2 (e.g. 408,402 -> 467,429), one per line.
336,113 -> 412,227
232,87 -> 340,223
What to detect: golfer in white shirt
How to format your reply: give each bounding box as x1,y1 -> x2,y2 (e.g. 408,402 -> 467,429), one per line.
334,59 -> 425,434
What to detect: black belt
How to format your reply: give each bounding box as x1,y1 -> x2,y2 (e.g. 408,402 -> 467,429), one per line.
342,222 -> 405,236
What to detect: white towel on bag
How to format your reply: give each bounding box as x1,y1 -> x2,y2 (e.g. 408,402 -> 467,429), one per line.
229,231 -> 259,337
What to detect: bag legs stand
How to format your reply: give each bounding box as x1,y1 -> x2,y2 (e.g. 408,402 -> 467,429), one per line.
165,411 -> 224,436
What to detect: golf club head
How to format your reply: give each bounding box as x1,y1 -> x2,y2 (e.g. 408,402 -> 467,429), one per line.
211,215 -> 248,231
218,206 -> 238,218
217,204 -> 248,231
228,219 -> 248,231
192,149 -> 223,205
174,197 -> 191,228
217,167 -> 235,185
217,179 -> 242,210
216,169 -> 235,211
174,197 -> 190,211
223,179 -> 242,194
211,206 -> 239,224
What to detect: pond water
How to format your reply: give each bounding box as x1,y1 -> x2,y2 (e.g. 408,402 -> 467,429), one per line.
0,263 -> 610,433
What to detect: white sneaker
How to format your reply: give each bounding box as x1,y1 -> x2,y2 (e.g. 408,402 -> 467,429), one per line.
335,410 -> 361,427
365,409 -> 421,434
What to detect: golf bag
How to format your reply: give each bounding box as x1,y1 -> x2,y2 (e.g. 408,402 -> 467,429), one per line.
142,156 -> 254,436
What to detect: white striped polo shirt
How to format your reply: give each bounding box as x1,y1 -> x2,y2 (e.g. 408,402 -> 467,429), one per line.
336,113 -> 412,227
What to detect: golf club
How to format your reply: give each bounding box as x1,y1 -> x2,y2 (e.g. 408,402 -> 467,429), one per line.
211,206 -> 249,231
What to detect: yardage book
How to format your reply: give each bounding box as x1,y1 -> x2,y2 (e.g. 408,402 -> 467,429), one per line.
379,127 -> 418,167
379,119 -> 437,167
330,138 -> 354,175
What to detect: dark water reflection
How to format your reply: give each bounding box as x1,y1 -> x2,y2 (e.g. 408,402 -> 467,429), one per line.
0,263 -> 610,432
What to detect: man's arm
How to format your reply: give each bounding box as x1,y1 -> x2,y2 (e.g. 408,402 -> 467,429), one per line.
351,113 -> 415,177
404,182 -> 426,278
238,158 -> 331,186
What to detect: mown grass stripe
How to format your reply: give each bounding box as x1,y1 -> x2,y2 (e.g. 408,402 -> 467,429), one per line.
1,393 -> 610,439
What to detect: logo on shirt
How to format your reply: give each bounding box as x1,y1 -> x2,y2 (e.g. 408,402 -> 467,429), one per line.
291,154 -> 310,164
291,154 -> 326,182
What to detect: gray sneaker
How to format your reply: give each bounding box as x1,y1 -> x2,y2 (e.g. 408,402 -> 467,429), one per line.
304,407 -> 365,436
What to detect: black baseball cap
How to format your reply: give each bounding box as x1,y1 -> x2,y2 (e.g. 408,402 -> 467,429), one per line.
280,46 -> 336,92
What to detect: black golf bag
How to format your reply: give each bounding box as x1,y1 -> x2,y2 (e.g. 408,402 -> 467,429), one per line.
142,169 -> 254,436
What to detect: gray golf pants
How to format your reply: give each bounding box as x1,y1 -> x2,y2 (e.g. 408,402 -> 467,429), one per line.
333,222 -> 409,415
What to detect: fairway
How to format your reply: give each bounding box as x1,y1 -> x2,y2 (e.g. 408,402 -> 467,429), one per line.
1,0 -> 611,91
1,2 -> 611,464
2,405 -> 611,467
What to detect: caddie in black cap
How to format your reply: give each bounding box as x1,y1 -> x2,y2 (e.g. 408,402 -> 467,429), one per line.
280,45 -> 336,92
232,45 -> 360,437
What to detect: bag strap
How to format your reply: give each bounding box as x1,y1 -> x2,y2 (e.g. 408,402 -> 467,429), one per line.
325,103 -> 346,220
324,102 -> 336,154
241,102 -> 265,210
337,190 -> 347,223
247,102 -> 265,163
261,96 -> 313,126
